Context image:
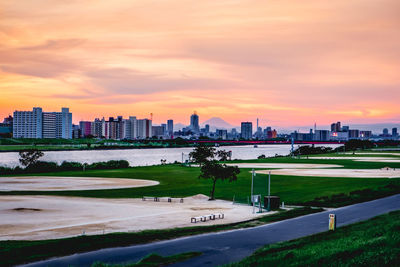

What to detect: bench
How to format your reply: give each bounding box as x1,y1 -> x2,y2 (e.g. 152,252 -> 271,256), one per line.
191,216 -> 204,223
142,196 -> 159,202
142,197 -> 184,203
191,213 -> 224,223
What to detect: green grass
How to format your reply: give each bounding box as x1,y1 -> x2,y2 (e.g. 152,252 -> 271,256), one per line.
91,252 -> 202,267
2,157 -> 400,206
0,164 -> 398,205
230,156 -> 400,169
228,210 -> 400,267
0,207 -> 322,266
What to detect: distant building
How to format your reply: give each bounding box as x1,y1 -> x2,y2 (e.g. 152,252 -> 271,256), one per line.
359,131 -> 372,139
190,112 -> 199,133
92,118 -> 103,137
122,116 -> 137,140
330,131 -> 348,141
348,129 -> 359,139
241,122 -> 252,139
383,128 -> 389,136
392,128 -> 398,138
0,115 -> 13,137
152,125 -> 164,137
205,124 -> 210,133
216,129 -> 228,140
79,121 -> 92,137
167,119 -> 173,136
13,107 -> 72,139
330,122 -> 341,132
314,130 -> 330,141
137,119 -> 152,139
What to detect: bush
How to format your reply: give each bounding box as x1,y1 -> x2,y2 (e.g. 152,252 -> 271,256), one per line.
0,160 -> 130,175
293,145 -> 333,156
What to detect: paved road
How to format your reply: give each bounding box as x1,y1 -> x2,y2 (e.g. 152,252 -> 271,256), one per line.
22,194 -> 400,267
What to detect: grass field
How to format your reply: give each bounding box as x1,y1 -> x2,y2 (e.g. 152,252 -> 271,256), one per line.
2,156 -> 400,206
1,164 -> 399,205
228,210 -> 400,267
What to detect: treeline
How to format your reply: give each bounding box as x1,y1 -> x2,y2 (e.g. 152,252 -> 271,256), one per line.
293,140 -> 379,156
0,160 -> 130,175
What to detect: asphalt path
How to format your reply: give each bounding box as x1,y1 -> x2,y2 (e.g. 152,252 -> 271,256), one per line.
22,194 -> 400,267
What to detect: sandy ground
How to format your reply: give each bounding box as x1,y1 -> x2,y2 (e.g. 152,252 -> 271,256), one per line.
344,152 -> 400,156
310,156 -> 400,163
227,163 -> 343,169
255,168 -> 400,178
0,195 -> 264,240
0,177 -> 159,191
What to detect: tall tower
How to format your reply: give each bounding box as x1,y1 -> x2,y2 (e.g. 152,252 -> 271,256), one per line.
190,111 -> 199,133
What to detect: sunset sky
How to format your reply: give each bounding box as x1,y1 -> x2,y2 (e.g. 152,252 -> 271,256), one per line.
1,0 -> 399,128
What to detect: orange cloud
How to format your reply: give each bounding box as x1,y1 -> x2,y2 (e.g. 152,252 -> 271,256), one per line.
0,0 -> 399,128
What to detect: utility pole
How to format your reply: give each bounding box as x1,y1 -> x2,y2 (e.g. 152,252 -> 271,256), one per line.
251,169 -> 255,214
267,171 -> 271,211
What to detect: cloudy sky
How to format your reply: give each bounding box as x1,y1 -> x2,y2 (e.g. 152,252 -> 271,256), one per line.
1,0 -> 399,127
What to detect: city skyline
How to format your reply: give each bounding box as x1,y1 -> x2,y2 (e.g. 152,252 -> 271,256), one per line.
1,1 -> 399,127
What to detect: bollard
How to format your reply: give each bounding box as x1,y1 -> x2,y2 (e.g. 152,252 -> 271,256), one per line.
282,201 -> 285,209
329,214 -> 336,230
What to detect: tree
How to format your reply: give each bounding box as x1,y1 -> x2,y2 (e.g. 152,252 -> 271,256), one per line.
189,143 -> 216,166
216,150 -> 231,161
19,149 -> 44,167
199,160 -> 240,200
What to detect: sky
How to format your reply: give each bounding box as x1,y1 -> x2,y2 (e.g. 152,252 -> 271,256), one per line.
1,0 -> 399,128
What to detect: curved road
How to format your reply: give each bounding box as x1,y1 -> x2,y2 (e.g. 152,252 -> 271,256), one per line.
22,194 -> 400,267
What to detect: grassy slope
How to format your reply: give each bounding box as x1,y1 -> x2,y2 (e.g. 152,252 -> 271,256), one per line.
228,210 -> 400,267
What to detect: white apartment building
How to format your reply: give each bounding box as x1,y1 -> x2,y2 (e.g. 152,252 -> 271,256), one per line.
13,107 -> 72,139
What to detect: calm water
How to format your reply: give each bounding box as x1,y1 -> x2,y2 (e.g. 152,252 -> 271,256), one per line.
0,144 -> 341,168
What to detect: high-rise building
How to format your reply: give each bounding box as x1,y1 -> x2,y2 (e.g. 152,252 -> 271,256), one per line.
359,131 -> 372,139
60,108 -> 72,139
331,121 -> 342,132
392,128 -> 398,137
137,119 -> 152,139
79,121 -> 92,137
13,107 -> 72,139
152,126 -> 164,137
241,122 -> 252,139
92,118 -> 103,137
167,119 -> 173,136
383,128 -> 389,136
190,112 -> 199,133
13,107 -> 43,138
348,129 -> 359,139
43,112 -> 57,138
216,129 -> 228,140
314,130 -> 330,141
205,124 -> 210,133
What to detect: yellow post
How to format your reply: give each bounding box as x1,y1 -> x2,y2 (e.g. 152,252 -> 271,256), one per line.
329,214 -> 336,230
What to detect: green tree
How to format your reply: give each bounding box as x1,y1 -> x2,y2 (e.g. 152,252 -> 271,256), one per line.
19,149 -> 44,167
189,143 -> 216,166
216,150 -> 231,161
199,160 -> 240,200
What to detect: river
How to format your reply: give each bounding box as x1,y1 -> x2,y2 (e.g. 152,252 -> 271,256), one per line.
0,144 -> 342,168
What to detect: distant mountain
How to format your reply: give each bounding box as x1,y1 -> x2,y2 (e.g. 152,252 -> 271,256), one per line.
174,123 -> 186,131
201,117 -> 235,131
